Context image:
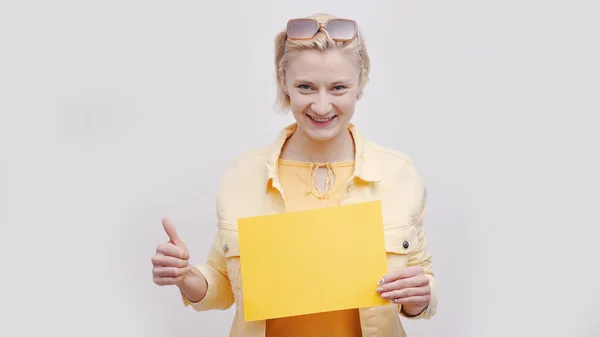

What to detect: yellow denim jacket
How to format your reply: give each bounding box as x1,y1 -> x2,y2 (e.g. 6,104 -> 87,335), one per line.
182,123 -> 438,337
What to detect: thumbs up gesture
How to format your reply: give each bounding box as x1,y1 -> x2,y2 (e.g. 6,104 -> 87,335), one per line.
152,217 -> 191,286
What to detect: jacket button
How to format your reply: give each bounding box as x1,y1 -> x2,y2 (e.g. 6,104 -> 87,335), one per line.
403,240 -> 409,249
223,243 -> 229,253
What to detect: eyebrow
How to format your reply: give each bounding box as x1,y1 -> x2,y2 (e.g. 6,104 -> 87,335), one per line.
331,79 -> 353,85
292,79 -> 316,85
292,79 -> 353,86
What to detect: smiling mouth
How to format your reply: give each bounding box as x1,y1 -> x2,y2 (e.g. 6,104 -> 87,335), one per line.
307,115 -> 336,123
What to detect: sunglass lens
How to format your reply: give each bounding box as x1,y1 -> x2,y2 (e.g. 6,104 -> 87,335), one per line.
326,19 -> 356,40
287,19 -> 319,39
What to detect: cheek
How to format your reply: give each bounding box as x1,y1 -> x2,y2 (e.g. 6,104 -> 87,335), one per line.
289,93 -> 310,111
332,95 -> 357,113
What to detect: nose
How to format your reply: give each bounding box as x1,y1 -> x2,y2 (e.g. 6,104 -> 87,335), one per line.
311,94 -> 333,116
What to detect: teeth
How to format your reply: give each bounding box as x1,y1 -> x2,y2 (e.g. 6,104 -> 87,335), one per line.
309,115 -> 334,122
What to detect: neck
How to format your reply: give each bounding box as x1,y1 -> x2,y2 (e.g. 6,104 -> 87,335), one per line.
281,125 -> 355,163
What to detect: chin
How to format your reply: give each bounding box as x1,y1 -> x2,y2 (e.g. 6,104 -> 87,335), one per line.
301,123 -> 344,142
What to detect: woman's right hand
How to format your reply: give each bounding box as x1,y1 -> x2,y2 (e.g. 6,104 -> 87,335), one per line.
152,217 -> 191,286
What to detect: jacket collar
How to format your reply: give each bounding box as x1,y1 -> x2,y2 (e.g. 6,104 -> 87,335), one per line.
265,123 -> 382,191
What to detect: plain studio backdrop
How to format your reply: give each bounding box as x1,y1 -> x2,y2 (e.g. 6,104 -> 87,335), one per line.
1,1 -> 599,336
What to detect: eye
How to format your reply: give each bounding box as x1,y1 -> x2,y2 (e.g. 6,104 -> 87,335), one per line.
332,85 -> 347,91
297,84 -> 312,91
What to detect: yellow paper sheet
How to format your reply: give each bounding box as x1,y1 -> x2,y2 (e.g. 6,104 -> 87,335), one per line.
237,200 -> 389,322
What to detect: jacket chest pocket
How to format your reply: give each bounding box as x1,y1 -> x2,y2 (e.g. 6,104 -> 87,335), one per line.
217,223 -> 243,291
383,221 -> 418,271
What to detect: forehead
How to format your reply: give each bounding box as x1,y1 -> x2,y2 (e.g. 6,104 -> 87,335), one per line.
286,50 -> 359,82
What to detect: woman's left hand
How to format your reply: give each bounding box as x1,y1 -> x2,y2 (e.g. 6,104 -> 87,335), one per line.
376,266 -> 431,315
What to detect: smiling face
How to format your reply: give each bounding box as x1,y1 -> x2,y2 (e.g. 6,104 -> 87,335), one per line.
281,49 -> 364,142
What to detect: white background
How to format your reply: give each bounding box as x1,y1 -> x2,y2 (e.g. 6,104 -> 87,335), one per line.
1,1 -> 599,336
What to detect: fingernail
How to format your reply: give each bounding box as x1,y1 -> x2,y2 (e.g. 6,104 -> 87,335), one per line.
381,293 -> 389,299
378,278 -> 385,285
390,298 -> 396,303
376,287 -> 383,293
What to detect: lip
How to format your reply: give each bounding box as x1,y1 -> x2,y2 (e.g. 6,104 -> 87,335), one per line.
306,114 -> 337,127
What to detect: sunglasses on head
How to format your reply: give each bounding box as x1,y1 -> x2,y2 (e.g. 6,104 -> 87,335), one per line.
286,18 -> 359,42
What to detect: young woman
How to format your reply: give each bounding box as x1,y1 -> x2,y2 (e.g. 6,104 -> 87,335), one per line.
152,13 -> 438,337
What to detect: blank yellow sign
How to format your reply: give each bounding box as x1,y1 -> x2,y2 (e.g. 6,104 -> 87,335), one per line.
237,200 -> 389,322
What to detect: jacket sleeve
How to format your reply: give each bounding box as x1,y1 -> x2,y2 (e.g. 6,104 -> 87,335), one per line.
180,233 -> 235,311
180,158 -> 241,311
398,201 -> 438,320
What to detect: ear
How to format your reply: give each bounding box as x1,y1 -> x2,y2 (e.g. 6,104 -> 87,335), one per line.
357,68 -> 368,99
359,68 -> 368,90
278,68 -> 289,95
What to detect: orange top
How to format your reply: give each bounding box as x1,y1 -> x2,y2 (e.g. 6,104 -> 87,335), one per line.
265,159 -> 362,337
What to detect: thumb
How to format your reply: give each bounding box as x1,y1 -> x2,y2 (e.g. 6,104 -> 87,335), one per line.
162,217 -> 186,248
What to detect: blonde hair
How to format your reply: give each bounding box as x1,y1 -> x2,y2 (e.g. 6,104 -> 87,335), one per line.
274,13 -> 371,112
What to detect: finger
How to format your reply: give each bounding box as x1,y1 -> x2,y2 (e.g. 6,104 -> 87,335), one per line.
376,275 -> 429,293
153,275 -> 185,286
380,285 -> 431,300
378,266 -> 423,285
151,254 -> 189,268
162,217 -> 186,248
156,243 -> 189,260
153,266 -> 190,278
389,295 -> 431,305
